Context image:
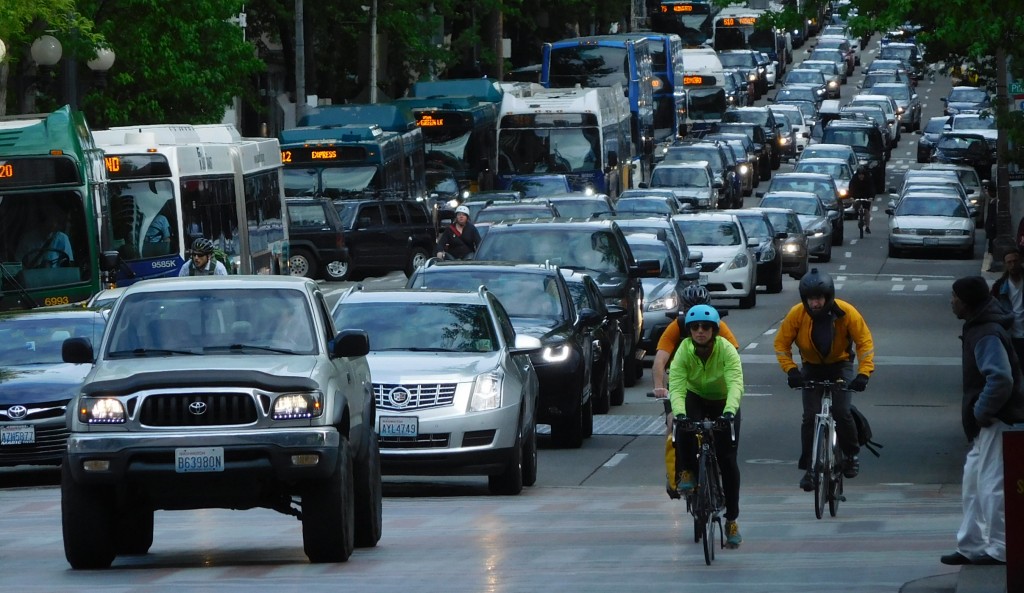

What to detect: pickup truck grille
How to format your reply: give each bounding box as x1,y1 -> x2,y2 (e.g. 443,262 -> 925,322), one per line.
139,393 -> 258,427
374,383 -> 457,411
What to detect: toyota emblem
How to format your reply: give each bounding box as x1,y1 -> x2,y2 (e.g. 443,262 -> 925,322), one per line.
387,387 -> 411,408
188,401 -> 208,416
7,405 -> 27,420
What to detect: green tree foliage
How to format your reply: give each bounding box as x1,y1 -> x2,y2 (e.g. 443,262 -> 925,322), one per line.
27,0 -> 262,128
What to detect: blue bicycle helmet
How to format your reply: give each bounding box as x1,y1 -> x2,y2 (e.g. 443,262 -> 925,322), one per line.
684,304 -> 720,330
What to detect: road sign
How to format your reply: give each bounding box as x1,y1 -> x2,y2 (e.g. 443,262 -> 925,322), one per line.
1011,80 -> 1024,95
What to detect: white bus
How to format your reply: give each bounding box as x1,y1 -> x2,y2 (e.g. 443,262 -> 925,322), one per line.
680,48 -> 728,133
496,85 -> 636,197
94,125 -> 289,284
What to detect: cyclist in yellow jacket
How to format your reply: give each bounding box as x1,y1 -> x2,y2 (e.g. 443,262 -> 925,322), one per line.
774,268 -> 875,491
670,304 -> 744,548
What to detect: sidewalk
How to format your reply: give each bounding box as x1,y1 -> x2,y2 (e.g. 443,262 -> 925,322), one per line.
900,565 -> 1006,593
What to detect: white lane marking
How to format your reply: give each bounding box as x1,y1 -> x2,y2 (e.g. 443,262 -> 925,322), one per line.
745,342 -> 759,350
603,453 -> 628,468
914,284 -> 927,292
892,284 -> 906,291
763,328 -> 778,335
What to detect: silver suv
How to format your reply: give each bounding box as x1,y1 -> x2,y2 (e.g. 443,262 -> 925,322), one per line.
331,287 -> 542,494
60,276 -> 378,568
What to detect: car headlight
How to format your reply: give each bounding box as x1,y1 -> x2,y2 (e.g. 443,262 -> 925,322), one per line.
892,226 -> 910,235
648,292 -> 678,312
446,198 -> 460,209
738,164 -> 750,175
272,392 -> 324,420
748,73 -> 758,82
542,342 -> 572,362
947,229 -> 971,236
896,106 -> 905,115
759,246 -> 776,263
79,397 -> 127,424
726,251 -> 750,270
779,137 -> 791,146
838,188 -> 848,199
697,197 -> 711,206
828,81 -> 839,88
469,371 -> 502,411
782,242 -> 801,254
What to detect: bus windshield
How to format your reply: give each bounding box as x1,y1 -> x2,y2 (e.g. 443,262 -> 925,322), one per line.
687,88 -> 728,120
547,46 -> 629,89
105,179 -> 177,261
497,128 -> 601,174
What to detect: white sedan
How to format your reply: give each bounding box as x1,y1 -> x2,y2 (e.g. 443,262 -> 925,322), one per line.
886,194 -> 976,259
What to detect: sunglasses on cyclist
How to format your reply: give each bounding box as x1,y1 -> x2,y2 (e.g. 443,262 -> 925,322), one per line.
689,322 -> 716,331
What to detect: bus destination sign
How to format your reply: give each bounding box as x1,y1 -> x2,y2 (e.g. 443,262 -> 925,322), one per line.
0,156 -> 81,190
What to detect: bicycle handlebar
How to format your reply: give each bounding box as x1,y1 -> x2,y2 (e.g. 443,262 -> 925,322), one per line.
796,378 -> 851,391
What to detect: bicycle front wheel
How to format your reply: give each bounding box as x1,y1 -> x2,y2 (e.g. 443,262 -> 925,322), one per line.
698,459 -> 715,565
829,447 -> 844,517
813,423 -> 829,520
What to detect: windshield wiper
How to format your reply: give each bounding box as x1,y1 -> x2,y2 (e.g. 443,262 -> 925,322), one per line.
109,348 -> 198,357
207,344 -> 298,354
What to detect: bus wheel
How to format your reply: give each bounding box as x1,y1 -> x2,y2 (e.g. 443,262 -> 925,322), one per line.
289,248 -> 318,279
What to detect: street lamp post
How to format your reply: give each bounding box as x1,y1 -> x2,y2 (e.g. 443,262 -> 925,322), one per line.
29,34 -> 115,110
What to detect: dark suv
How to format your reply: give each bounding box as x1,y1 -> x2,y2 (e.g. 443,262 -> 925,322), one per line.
821,119 -> 887,193
408,261 -> 598,448
332,199 -> 437,280
286,198 -> 350,280
474,220 -> 660,385
662,140 -> 741,209
711,122 -> 772,181
722,107 -> 782,170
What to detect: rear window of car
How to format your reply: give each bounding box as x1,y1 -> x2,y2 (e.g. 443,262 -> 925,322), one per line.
673,219 -> 741,246
477,228 -> 627,275
412,270 -> 567,319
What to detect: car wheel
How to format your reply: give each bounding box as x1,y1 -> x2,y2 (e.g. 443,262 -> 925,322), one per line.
582,393 -> 594,439
289,248 -> 318,279
61,462 -> 117,569
115,502 -> 154,555
302,438 -> 355,563
610,340 -> 626,406
819,244 -> 833,262
739,285 -> 757,309
624,348 -> 640,388
404,247 -> 430,278
593,353 -> 611,415
324,257 -> 353,282
832,225 -> 844,246
552,399 -> 584,449
488,424 -> 524,495
759,160 -> 772,181
962,243 -> 975,260
767,259 -> 784,294
353,433 -> 383,548
888,243 -> 899,258
522,422 -> 538,487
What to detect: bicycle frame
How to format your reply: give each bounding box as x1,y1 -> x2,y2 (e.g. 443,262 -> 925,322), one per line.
679,417 -> 728,564
805,380 -> 847,519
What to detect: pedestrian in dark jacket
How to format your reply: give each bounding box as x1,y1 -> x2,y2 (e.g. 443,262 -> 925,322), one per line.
941,276 -> 1024,566
990,249 -> 1024,367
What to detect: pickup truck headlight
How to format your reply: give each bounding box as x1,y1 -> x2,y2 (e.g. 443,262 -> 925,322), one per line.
79,397 -> 127,424
273,392 -> 324,419
470,371 -> 502,411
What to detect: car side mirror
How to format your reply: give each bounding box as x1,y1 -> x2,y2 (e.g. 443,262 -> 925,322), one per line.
605,304 -> 628,319
775,231 -> 788,240
747,237 -> 759,248
682,266 -> 700,282
885,208 -> 895,216
608,151 -> 619,167
688,249 -> 703,263
62,337 -> 94,364
332,329 -> 370,358
511,334 -> 543,354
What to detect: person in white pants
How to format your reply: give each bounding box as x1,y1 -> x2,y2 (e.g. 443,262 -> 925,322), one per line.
943,275 -> 1024,566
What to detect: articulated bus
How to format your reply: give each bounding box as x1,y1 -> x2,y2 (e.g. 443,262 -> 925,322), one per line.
403,78 -> 503,192
94,124 -> 289,283
0,107 -> 106,310
713,7 -> 789,70
680,48 -> 728,133
650,0 -> 722,47
541,36 -> 656,180
298,104 -> 426,200
496,85 -> 634,197
614,32 -> 686,143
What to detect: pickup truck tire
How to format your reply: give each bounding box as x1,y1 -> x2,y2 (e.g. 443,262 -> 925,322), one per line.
488,424 -> 524,495
115,503 -> 154,555
302,439 -> 355,563
289,248 -> 318,279
353,435 -> 383,548
61,462 -> 117,569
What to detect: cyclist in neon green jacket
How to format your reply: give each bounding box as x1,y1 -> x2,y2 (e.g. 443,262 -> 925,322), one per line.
669,304 -> 744,549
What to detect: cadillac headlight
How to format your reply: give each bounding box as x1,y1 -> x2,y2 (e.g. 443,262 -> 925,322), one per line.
273,392 -> 324,419
648,291 -> 678,312
470,371 -> 502,411
725,251 -> 750,270
79,397 -> 126,424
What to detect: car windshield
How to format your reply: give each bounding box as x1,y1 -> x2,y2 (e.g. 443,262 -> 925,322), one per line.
0,314 -> 106,365
875,85 -> 911,101
879,46 -> 914,62
549,200 -> 613,219
475,206 -> 555,223
718,52 -> 757,68
413,270 -> 566,319
105,288 -> 317,357
802,147 -> 850,162
948,88 -> 988,103
760,196 -> 820,215
333,302 -> 497,352
763,211 -> 802,234
775,87 -> 816,103
426,172 -> 459,194
953,117 -> 995,131
615,198 -> 674,215
509,177 -> 570,198
896,198 -> 968,218
723,110 -> 769,126
650,167 -> 710,188
924,118 -> 950,134
627,242 -> 675,277
937,136 -> 985,151
736,215 -> 771,239
770,178 -> 831,203
478,229 -> 627,276
672,219 -> 741,246
795,161 -> 849,180
786,71 -> 824,85
664,147 -> 723,170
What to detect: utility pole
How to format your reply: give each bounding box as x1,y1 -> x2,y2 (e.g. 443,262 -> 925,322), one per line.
369,0 -> 378,103
994,45 -> 1014,259
295,0 -> 306,121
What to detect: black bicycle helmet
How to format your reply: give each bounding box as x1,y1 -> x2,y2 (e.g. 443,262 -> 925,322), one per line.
798,267 -> 835,316
191,237 -> 215,256
680,285 -> 712,309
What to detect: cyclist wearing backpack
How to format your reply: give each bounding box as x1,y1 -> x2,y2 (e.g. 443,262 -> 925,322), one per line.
669,305 -> 744,549
179,237 -> 228,277
653,285 -> 739,501
774,268 -> 875,491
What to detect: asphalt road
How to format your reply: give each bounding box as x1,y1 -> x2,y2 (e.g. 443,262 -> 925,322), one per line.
0,34 -> 987,593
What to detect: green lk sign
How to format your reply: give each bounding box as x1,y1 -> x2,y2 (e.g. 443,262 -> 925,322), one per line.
1011,81 -> 1024,95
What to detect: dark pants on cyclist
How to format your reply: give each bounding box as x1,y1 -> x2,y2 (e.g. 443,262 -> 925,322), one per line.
674,392 -> 741,521
798,362 -> 859,471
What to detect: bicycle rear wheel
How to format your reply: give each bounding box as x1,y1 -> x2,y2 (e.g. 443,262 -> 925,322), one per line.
813,423 -> 829,520
699,459 -> 715,565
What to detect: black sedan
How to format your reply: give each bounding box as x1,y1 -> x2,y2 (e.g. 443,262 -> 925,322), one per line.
917,116 -> 951,163
932,133 -> 993,181
0,308 -> 107,469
